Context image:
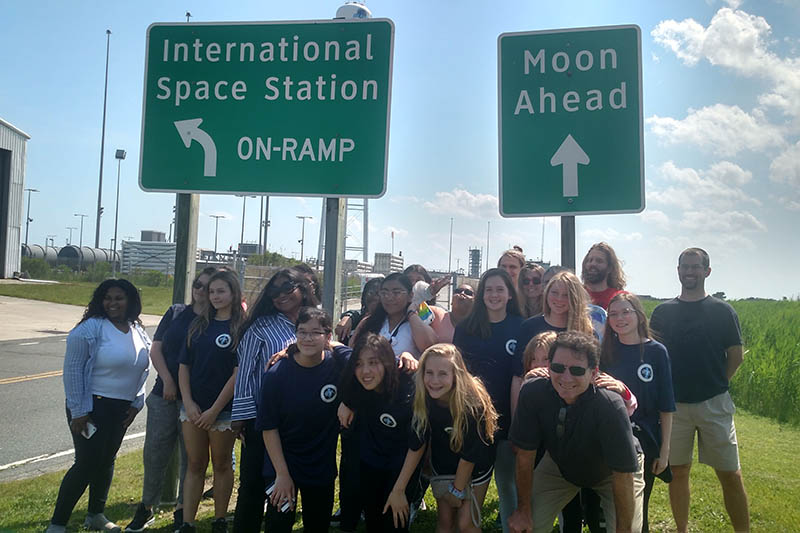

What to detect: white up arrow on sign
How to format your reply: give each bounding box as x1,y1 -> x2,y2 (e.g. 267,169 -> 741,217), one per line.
550,134 -> 590,197
174,119 -> 217,177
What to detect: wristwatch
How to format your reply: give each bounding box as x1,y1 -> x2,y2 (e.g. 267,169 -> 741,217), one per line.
448,482 -> 467,500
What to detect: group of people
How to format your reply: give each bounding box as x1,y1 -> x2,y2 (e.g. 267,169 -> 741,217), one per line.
46,242 -> 749,533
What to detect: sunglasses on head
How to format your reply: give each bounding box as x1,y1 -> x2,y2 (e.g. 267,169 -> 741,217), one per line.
268,281 -> 298,299
454,287 -> 474,297
192,280 -> 206,290
550,362 -> 589,376
521,277 -> 542,286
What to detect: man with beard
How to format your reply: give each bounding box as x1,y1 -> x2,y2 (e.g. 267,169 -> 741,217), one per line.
649,248 -> 749,533
581,243 -> 626,310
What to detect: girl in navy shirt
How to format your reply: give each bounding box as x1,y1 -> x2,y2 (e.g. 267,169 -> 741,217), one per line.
178,270 -> 243,533
601,292 -> 676,533
257,307 -> 352,533
385,343 -> 498,533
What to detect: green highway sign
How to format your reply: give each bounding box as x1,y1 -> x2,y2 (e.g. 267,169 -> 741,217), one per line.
139,19 -> 394,197
498,25 -> 644,217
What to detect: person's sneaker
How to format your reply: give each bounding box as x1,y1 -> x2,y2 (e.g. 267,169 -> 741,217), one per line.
172,509 -> 184,533
210,518 -> 228,533
84,513 -> 122,532
45,524 -> 66,533
124,503 -> 155,532
202,486 -> 214,499
178,524 -> 196,533
330,508 -> 342,527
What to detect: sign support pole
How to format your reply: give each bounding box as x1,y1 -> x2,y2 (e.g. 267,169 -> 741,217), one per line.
561,215 -> 575,271
172,193 -> 199,304
322,198 -> 345,318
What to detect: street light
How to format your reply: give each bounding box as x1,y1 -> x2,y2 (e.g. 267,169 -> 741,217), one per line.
112,149 -> 126,276
66,226 -> 77,245
209,214 -> 226,255
296,215 -> 313,262
74,213 -> 88,270
23,188 -> 39,247
95,29 -> 112,248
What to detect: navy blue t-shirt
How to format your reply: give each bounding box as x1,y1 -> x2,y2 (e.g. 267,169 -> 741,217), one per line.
179,319 -> 238,412
152,304 -> 196,398
409,400 -> 496,481
348,372 -> 415,472
512,315 -> 566,376
601,339 -> 676,456
453,314 -> 524,439
256,345 -> 352,486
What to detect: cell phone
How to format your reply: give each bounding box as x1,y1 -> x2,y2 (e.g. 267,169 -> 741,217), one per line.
265,482 -> 293,512
81,421 -> 97,439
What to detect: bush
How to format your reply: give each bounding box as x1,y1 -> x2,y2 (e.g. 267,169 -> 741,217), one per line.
20,258 -> 50,279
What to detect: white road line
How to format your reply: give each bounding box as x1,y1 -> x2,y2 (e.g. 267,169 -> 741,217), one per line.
19,341 -> 40,346
0,431 -> 146,472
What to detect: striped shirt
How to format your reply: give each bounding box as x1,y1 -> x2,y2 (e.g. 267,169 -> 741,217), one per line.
232,313 -> 296,421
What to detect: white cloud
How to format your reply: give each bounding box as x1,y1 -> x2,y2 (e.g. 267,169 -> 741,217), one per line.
776,197 -> 800,211
639,209 -> 669,227
385,226 -> 409,238
706,161 -> 753,185
723,0 -> 743,8
769,141 -> 800,187
648,161 -> 761,210
581,228 -> 643,242
423,188 -> 499,219
646,104 -> 784,156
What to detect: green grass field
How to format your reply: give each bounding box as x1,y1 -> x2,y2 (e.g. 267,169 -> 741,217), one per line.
0,409 -> 796,532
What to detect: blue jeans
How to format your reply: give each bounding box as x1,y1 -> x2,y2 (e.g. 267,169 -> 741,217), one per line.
495,438 -> 517,533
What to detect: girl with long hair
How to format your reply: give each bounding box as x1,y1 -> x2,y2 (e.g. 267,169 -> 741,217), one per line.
47,279 -> 150,533
518,264 -> 545,318
601,292 -> 675,533
385,344 -> 498,533
453,268 -> 523,532
178,270 -> 244,533
257,307 -> 352,533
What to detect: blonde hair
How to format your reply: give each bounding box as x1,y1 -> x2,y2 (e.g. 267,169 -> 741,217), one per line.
519,264 -> 546,318
523,330 -> 557,372
412,343 -> 498,453
543,271 -> 593,335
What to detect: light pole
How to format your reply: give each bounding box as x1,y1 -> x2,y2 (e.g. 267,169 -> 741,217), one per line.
239,195 -> 256,248
95,29 -> 112,248
66,226 -> 77,245
296,215 -> 312,262
448,217 -> 454,273
23,188 -> 39,247
75,213 -> 88,270
112,149 -> 126,276
209,214 -> 226,255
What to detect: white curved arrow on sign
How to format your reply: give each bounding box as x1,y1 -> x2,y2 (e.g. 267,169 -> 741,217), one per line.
550,134 -> 590,197
174,118 -> 217,177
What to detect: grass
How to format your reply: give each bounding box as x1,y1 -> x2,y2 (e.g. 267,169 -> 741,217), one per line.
1,409 -> 797,532
0,281 -> 174,316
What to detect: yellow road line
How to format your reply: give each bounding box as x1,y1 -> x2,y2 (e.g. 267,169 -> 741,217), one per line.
0,370 -> 62,385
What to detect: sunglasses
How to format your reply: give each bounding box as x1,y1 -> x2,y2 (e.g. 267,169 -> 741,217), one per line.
521,277 -> 542,286
453,288 -> 474,297
550,362 -> 589,376
268,281 -> 298,299
192,281 -> 206,290
556,406 -> 567,439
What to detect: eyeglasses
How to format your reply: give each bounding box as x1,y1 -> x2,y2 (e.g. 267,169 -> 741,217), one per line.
296,330 -> 327,340
379,289 -> 408,299
453,288 -> 474,297
521,277 -> 542,286
608,308 -> 636,319
556,406 -> 567,439
550,362 -> 589,376
268,281 -> 298,299
192,281 -> 206,290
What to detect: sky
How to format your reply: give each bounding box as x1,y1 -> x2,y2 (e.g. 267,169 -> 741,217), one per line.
2,0 -> 799,299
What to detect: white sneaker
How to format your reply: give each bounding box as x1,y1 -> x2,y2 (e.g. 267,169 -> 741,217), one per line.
84,513 -> 122,532
45,524 -> 66,533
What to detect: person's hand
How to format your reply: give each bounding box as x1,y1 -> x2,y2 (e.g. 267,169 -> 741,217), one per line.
442,491 -> 463,508
383,488 -> 409,529
338,403 -> 355,429
69,415 -> 91,436
508,508 -> 533,532
398,352 -> 419,373
524,367 -> 550,380
270,474 -> 296,511
594,372 -> 626,395
428,277 -> 451,297
267,348 -> 289,368
122,406 -> 139,430
162,378 -> 178,401
195,408 -> 219,430
653,452 -> 669,475
184,400 -> 202,424
335,316 -> 353,341
231,420 -> 246,442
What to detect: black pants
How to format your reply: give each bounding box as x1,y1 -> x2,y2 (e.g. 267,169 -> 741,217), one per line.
560,488 -> 605,533
338,428 -> 362,530
360,460 -> 421,533
264,481 -> 335,533
51,397 -> 130,525
232,420 -> 267,532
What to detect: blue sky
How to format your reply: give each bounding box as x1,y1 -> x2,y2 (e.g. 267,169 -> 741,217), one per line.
2,0 -> 798,299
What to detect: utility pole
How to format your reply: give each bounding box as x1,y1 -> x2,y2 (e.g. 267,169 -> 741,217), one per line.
296,215 -> 312,262
66,226 -> 77,245
23,188 -> 38,247
112,149 -> 126,277
95,29 -> 111,248
210,214 -> 226,255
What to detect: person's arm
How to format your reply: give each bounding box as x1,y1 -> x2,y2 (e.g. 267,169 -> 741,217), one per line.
725,345 -> 744,381
510,376 -> 522,423
384,446 -> 426,528
63,324 -> 93,435
594,372 -> 637,416
263,428 -> 296,510
507,448 -> 536,532
231,331 -> 260,423
407,311 -> 438,352
442,458 -> 475,508
196,366 -> 238,429
611,470 -> 635,533
149,340 -> 179,400
348,318 -> 369,348
178,363 -> 201,424
654,411 -> 673,475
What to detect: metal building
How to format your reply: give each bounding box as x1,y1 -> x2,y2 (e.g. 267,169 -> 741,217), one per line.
121,240 -> 177,275
0,118 -> 30,278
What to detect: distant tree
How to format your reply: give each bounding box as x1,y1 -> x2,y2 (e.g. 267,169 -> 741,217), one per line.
247,251 -> 300,267
712,291 -> 726,300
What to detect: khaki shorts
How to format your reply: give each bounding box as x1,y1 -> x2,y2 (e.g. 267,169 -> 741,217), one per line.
669,391 -> 740,471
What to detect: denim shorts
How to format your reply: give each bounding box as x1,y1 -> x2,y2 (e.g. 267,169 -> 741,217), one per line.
179,403 -> 233,432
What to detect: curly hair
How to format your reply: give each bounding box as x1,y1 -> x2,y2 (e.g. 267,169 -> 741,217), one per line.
79,278 -> 142,326
581,242 -> 626,290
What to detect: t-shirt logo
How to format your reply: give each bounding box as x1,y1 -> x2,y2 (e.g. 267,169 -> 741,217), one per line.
379,413 -> 397,428
505,339 -> 517,355
320,384 -> 338,403
637,363 -> 654,383
215,333 -> 232,349
444,426 -> 454,435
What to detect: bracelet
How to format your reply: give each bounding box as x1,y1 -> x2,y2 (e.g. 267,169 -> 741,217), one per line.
448,482 -> 467,500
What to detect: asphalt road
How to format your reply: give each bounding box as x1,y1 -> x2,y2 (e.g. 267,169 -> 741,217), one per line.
0,328 -> 157,482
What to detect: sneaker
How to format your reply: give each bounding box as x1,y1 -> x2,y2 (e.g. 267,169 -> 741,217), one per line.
125,504 -> 155,532
211,518 -> 228,533
178,524 -> 196,533
330,508 -> 342,527
84,513 -> 122,532
45,524 -> 66,533
172,509 -> 184,533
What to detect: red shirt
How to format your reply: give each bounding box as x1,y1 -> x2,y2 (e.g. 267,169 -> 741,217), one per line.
586,287 -> 623,310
